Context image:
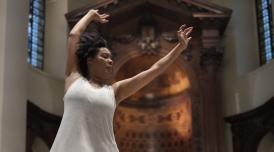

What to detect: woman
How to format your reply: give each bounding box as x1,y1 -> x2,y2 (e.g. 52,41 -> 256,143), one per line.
50,9 -> 193,152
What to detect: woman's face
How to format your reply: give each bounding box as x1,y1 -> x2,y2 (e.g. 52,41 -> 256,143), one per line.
87,47 -> 114,81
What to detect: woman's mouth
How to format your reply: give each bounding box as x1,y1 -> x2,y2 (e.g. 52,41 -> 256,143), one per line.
106,66 -> 113,72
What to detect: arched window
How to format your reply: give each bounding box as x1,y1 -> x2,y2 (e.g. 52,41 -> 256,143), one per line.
28,0 -> 45,69
255,0 -> 274,64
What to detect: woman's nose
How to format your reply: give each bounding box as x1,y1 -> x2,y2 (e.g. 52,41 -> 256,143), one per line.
108,59 -> 113,65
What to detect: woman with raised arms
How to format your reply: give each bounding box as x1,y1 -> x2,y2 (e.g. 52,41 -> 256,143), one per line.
50,9 -> 193,152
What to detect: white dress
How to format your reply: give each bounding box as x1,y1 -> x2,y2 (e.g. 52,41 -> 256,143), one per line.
50,76 -> 119,152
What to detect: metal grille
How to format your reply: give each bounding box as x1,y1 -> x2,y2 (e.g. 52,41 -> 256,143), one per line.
28,0 -> 45,69
256,0 -> 274,64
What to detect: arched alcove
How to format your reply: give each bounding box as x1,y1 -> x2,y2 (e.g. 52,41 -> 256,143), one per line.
258,133 -> 274,152
225,97 -> 274,152
31,137 -> 50,152
113,54 -> 192,151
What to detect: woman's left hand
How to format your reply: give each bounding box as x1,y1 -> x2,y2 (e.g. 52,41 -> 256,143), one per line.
177,25 -> 193,51
88,9 -> 109,23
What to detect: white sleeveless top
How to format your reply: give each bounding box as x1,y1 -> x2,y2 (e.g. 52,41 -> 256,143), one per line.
50,76 -> 119,152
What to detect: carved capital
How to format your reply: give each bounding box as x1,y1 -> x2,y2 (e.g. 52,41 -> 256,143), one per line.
200,29 -> 223,71
200,47 -> 223,70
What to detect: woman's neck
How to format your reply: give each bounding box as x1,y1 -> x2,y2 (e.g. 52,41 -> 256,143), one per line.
88,76 -> 110,88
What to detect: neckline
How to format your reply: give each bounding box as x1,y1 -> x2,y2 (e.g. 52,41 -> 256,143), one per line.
85,79 -> 108,90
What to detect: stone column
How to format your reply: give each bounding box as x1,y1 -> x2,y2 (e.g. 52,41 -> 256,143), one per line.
0,0 -> 28,151
199,28 -> 225,152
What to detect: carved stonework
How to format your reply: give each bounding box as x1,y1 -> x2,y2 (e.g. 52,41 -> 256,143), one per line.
225,97 -> 274,152
137,13 -> 160,54
114,93 -> 193,152
188,90 -> 203,152
162,31 -> 178,43
200,29 -> 224,71
200,47 -> 224,70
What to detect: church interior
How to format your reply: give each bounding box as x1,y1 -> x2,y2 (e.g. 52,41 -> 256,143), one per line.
0,0 -> 274,152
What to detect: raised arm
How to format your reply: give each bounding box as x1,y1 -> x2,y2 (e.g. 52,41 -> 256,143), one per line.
112,25 -> 193,104
65,9 -> 109,78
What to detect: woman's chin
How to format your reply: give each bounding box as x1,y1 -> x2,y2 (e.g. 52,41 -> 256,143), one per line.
105,68 -> 113,74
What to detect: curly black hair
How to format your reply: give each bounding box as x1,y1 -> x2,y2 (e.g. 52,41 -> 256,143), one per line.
76,32 -> 108,79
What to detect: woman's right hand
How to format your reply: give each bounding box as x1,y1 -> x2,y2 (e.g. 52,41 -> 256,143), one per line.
88,9 -> 109,23
177,24 -> 193,51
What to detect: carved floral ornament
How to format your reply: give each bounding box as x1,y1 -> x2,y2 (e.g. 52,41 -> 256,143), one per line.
112,29 -> 180,53
112,13 -> 180,55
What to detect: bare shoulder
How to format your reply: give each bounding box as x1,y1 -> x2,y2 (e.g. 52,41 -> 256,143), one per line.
64,72 -> 81,93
